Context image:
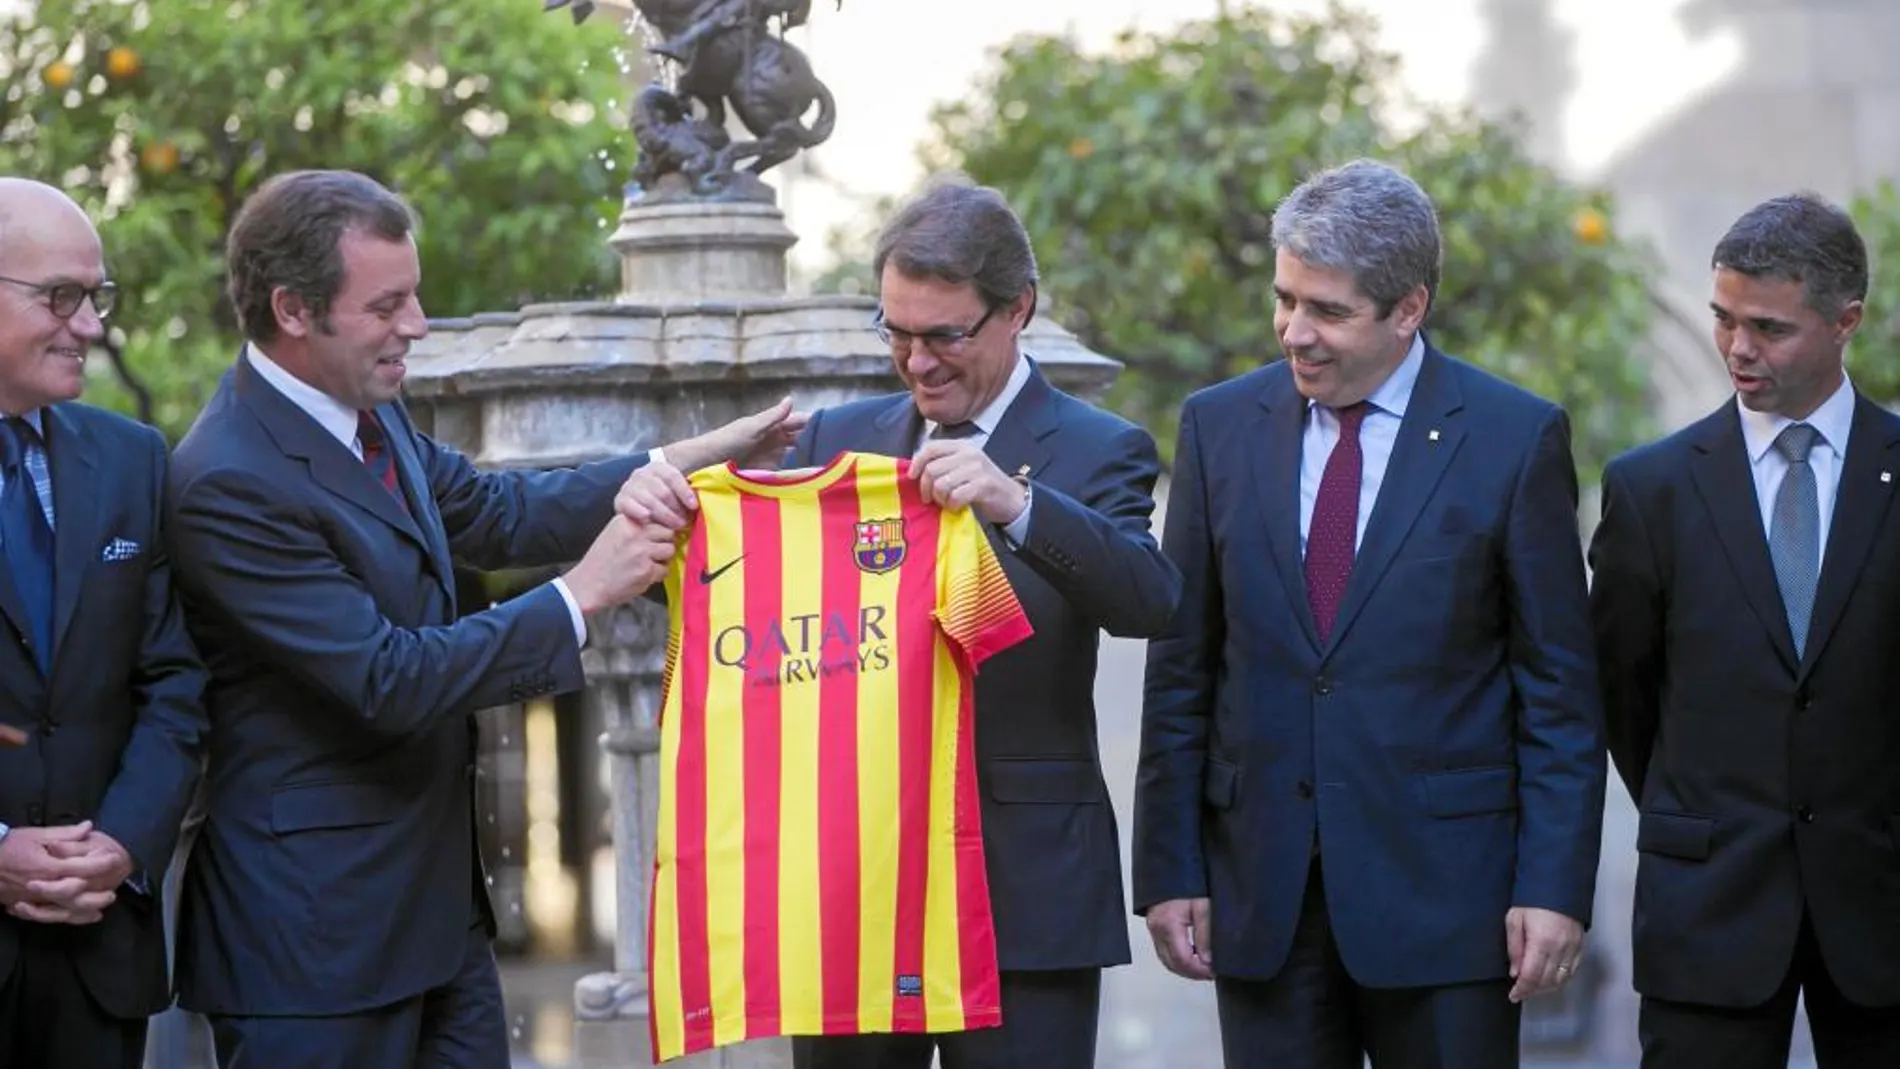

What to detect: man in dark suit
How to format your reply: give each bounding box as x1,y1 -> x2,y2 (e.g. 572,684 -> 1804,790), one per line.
0,178 -> 209,1069
1134,159 -> 1606,1069
618,179 -> 1181,1068
1590,193 -> 1900,1068
163,170 -> 802,1069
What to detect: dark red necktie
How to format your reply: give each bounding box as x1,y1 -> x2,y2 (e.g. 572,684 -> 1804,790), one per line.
1305,402 -> 1370,643
356,411 -> 408,512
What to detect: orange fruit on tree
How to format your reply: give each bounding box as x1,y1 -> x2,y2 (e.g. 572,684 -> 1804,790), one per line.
105,47 -> 141,80
1572,207 -> 1608,245
43,61 -> 75,90
140,141 -> 179,175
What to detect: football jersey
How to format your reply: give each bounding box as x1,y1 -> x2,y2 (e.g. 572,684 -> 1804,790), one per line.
648,450 -> 1034,1062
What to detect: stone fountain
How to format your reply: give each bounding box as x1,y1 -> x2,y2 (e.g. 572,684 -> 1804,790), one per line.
401,3 -> 1122,1065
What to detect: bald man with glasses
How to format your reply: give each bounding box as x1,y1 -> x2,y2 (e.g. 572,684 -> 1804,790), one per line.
0,178 -> 208,1069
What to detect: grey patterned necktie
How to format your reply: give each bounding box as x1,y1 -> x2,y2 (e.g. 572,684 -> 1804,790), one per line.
930,421 -> 980,441
1769,423 -> 1820,657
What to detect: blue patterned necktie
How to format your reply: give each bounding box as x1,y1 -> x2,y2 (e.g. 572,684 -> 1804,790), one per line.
1768,423 -> 1820,658
0,417 -> 54,672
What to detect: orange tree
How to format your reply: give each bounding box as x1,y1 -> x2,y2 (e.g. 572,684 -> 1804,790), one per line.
0,0 -> 631,437
827,4 -> 1657,481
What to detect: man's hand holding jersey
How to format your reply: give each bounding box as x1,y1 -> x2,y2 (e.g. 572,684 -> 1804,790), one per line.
910,440 -> 1027,526
660,397 -> 809,473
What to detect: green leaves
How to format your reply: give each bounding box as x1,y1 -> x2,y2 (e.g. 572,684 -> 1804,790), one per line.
841,2 -> 1656,482
0,0 -> 629,438
1850,180 -> 1900,405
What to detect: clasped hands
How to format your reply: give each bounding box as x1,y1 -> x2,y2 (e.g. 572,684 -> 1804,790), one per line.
1145,897 -> 1584,1003
0,820 -> 135,926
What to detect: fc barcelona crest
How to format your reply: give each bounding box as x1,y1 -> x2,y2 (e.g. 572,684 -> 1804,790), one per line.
855,518 -> 906,574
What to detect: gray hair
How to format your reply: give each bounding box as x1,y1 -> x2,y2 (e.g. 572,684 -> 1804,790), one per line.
1712,192 -> 1867,316
872,176 -> 1039,319
1271,158 -> 1442,317
227,170 -> 418,344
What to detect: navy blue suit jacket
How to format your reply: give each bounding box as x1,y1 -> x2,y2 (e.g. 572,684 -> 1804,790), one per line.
1591,395 -> 1900,1008
787,363 -> 1180,970
165,354 -> 644,1016
1135,344 -> 1606,987
0,403 -> 208,1018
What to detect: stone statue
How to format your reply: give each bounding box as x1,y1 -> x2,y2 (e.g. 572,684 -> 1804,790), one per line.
545,0 -> 839,202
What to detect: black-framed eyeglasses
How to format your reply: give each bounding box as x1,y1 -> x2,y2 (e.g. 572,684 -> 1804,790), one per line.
0,276 -> 117,320
872,303 -> 998,354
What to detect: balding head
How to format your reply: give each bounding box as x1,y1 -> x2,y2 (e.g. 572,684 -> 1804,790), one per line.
0,177 -> 106,415
0,178 -> 97,269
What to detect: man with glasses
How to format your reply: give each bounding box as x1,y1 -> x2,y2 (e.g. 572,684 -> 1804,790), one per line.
799,178 -> 1183,1069
622,177 -> 1182,1067
0,177 -> 209,1069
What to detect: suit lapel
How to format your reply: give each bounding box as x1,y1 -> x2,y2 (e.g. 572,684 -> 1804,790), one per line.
42,405 -> 99,667
867,396 -> 924,460
1689,405 -> 1800,672
235,355 -> 430,554
1250,368 -> 1321,651
376,403 -> 456,603
1324,349 -> 1465,653
1799,395 -> 1900,676
980,364 -> 1056,485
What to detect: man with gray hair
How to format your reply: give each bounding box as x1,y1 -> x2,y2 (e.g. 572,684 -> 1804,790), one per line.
618,176 -> 1181,1067
1135,158 -> 1606,1068
1591,193 -> 1900,1067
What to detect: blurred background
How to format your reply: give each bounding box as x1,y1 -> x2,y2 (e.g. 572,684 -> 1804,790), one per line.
7,1 -> 1895,1065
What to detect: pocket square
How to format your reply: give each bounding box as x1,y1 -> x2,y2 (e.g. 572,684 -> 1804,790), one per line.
100,537 -> 142,563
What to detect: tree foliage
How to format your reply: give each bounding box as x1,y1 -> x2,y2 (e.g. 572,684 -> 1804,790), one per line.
1850,180 -> 1900,404
1,0 -> 632,437
829,3 -> 1658,480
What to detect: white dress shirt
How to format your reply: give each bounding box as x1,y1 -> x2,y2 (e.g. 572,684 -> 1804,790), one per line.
915,351 -> 1036,546
1737,373 -> 1855,574
245,344 -> 607,645
1299,333 -> 1426,555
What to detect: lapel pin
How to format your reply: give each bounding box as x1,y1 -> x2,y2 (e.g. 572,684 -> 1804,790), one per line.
1428,429 -> 1441,442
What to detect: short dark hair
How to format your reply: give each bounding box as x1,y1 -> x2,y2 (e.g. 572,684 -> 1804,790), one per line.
1712,192 -> 1867,316
872,177 -> 1039,320
226,170 -> 417,343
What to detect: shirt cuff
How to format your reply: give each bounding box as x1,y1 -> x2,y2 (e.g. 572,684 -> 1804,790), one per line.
1000,487 -> 1034,548
551,577 -> 588,647
649,445 -> 667,468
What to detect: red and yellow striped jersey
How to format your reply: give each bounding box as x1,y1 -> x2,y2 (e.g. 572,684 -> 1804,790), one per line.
648,450 -> 1034,1062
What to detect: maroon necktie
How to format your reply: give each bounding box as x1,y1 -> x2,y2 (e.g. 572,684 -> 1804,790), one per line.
356,411 -> 408,512
1305,402 -> 1370,643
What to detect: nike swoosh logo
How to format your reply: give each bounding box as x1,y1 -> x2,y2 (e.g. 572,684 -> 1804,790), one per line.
698,555 -> 744,585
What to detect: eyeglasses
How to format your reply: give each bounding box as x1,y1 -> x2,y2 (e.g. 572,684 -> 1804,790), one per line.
872,303 -> 998,356
0,276 -> 118,320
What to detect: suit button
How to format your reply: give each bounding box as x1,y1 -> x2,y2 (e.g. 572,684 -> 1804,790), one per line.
1295,781 -> 1314,800
1797,691 -> 1814,711
1313,677 -> 1333,696
1797,806 -> 1816,823
39,721 -> 55,738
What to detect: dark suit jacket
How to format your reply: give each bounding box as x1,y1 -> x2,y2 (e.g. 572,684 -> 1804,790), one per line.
786,363 -> 1180,970
1136,345 -> 1607,988
0,403 -> 207,1018
165,354 -> 645,1016
1590,393 -> 1900,1008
